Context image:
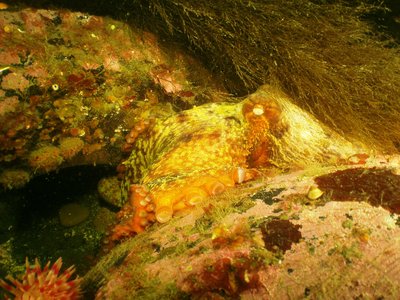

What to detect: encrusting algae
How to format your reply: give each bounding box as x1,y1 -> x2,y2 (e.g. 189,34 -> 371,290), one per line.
0,6 -> 222,188
110,85 -> 369,241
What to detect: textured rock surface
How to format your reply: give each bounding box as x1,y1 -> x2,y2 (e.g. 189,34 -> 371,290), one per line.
59,203 -> 90,227
85,155 -> 400,299
0,7 -> 223,189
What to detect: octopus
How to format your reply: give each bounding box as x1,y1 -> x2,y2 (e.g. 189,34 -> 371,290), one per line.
109,89 -> 287,241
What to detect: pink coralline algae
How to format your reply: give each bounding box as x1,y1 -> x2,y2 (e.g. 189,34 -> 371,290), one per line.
0,97 -> 19,117
1,73 -> 30,91
0,51 -> 21,65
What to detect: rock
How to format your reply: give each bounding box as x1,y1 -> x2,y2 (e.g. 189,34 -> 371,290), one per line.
85,155 -> 400,299
97,176 -> 124,208
0,7 -> 222,186
59,203 -> 90,227
93,207 -> 116,233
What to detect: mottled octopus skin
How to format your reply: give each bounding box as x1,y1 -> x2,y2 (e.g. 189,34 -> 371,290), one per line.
111,93 -> 284,241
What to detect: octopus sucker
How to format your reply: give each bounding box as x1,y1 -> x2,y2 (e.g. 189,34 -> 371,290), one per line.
183,187 -> 209,206
155,206 -> 174,223
203,179 -> 226,195
110,85 -> 368,242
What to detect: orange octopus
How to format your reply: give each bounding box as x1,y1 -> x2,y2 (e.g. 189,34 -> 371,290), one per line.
110,88 -> 286,241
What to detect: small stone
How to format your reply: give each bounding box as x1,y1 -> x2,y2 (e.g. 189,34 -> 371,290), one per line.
59,203 -> 90,227
97,176 -> 124,207
93,207 -> 116,233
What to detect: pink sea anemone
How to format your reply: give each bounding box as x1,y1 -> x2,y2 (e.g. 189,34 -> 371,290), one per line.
0,258 -> 81,300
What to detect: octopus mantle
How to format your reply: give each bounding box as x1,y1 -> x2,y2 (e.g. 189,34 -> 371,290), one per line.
110,90 -> 284,241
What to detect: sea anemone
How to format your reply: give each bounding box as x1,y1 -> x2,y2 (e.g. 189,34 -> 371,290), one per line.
0,258 -> 81,300
0,169 -> 30,189
59,137 -> 84,160
28,145 -> 64,173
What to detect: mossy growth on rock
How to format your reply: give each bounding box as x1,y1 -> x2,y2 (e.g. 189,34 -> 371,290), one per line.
117,0 -> 400,152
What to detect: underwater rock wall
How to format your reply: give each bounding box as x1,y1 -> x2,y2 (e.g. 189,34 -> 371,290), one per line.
0,6 -> 224,189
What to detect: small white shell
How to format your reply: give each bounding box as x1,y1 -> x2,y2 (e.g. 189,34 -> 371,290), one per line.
236,167 -> 246,183
307,186 -> 324,200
